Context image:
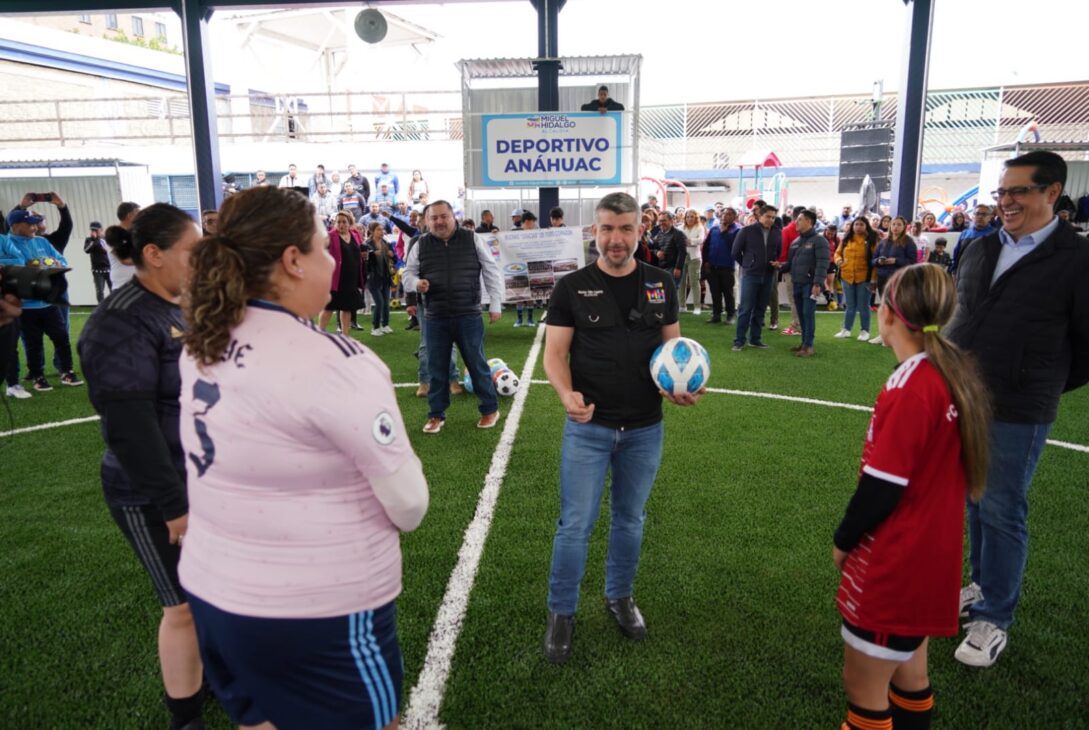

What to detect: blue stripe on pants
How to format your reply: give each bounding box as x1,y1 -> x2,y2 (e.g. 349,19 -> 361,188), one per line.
364,610 -> 397,724
349,611 -> 384,728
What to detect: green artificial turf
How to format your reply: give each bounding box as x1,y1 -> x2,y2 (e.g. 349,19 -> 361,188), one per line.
2,306 -> 1087,728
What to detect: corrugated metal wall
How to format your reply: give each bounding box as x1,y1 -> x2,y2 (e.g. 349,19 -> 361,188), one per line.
1065,161 -> 1089,204
0,174 -> 124,305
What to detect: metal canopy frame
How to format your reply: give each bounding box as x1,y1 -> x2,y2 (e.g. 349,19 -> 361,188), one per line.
0,0 -> 516,211
1,0 -> 934,216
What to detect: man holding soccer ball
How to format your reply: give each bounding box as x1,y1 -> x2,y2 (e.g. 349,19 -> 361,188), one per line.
541,192 -> 703,664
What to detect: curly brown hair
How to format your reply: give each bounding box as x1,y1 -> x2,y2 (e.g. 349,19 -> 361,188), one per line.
183,187 -> 318,368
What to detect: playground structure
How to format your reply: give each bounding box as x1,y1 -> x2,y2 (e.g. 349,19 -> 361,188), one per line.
640,176 -> 691,212
736,149 -> 789,212
643,149 -> 792,216
919,184 -> 980,225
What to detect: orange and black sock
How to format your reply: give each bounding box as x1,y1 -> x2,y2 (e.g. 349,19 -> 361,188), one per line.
889,684 -> 933,729
842,702 -> 893,730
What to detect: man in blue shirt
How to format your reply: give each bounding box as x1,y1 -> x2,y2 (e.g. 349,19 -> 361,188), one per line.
701,207 -> 741,324
374,163 -> 399,196
947,150 -> 1089,668
360,202 -> 393,234
949,204 -> 998,275
1,209 -> 82,391
373,182 -> 397,209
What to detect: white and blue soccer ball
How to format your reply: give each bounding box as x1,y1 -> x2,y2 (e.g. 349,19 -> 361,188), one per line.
488,358 -> 508,377
492,368 -> 520,397
650,337 -> 711,396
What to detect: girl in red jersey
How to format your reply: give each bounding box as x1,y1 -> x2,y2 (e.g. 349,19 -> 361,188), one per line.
833,263 -> 991,730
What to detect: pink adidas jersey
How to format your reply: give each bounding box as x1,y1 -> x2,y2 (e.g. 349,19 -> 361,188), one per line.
178,301 -> 415,618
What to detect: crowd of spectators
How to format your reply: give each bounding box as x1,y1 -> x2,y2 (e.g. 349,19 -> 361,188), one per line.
5,152 -> 1084,402
632,192 -> 1041,358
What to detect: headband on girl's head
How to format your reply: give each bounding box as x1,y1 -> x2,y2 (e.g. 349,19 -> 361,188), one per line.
884,279 -> 912,329
885,278 -> 940,334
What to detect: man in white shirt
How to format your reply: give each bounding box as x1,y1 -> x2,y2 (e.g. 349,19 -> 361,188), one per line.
277,164 -> 300,189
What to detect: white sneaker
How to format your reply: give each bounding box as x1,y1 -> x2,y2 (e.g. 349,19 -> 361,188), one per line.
371,328 -> 384,336
869,334 -> 884,345
833,329 -> 851,339
955,620 -> 1008,667
959,582 -> 983,617
381,326 -> 393,334
693,308 -> 702,315
857,330 -> 870,341
6,384 -> 31,399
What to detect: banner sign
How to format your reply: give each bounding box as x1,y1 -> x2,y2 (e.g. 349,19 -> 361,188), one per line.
479,227 -> 584,303
481,112 -> 622,187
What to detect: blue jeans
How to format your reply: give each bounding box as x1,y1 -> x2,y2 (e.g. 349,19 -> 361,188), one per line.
416,304 -> 457,385
368,282 -> 390,329
966,420 -> 1052,629
841,281 -> 871,333
733,273 -> 773,346
792,281 -> 817,348
423,313 -> 496,419
547,419 -> 665,615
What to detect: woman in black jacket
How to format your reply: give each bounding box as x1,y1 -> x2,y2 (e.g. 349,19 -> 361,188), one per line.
869,216 -> 918,345
78,204 -> 207,730
365,220 -> 397,336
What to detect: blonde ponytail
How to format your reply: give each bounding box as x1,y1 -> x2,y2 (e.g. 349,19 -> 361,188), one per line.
885,264 -> 992,500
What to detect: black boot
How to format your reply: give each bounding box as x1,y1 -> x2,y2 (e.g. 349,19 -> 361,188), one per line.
542,611 -> 575,664
605,597 -> 647,640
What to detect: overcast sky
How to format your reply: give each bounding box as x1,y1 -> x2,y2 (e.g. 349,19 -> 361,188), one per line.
381,0 -> 1089,104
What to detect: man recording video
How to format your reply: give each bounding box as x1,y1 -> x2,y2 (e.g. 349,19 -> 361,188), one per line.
1,209 -> 82,393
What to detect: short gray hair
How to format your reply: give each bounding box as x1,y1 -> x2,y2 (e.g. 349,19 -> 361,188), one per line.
595,192 -> 639,221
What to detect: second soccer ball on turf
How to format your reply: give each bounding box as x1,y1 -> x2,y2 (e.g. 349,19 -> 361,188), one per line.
493,368 -> 520,397
649,337 -> 711,396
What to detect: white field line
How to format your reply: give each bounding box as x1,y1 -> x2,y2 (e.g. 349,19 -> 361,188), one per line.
0,383 -> 417,439
401,324 -> 546,730
1047,438 -> 1089,454
5,381 -> 1087,458
0,415 -> 101,438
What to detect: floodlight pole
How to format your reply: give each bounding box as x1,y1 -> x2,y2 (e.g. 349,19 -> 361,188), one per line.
178,0 -> 224,214
532,0 -> 562,226
889,0 -> 933,219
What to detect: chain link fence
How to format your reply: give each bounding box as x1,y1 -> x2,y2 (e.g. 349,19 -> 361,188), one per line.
639,82 -> 1089,172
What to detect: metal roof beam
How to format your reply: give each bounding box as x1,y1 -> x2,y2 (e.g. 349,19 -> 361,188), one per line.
0,0 -> 499,11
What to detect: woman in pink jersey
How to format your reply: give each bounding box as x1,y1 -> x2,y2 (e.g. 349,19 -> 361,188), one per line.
833,263 -> 990,730
178,187 -> 428,730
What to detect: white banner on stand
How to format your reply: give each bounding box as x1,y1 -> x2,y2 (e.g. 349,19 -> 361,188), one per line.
479,227 -> 584,304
